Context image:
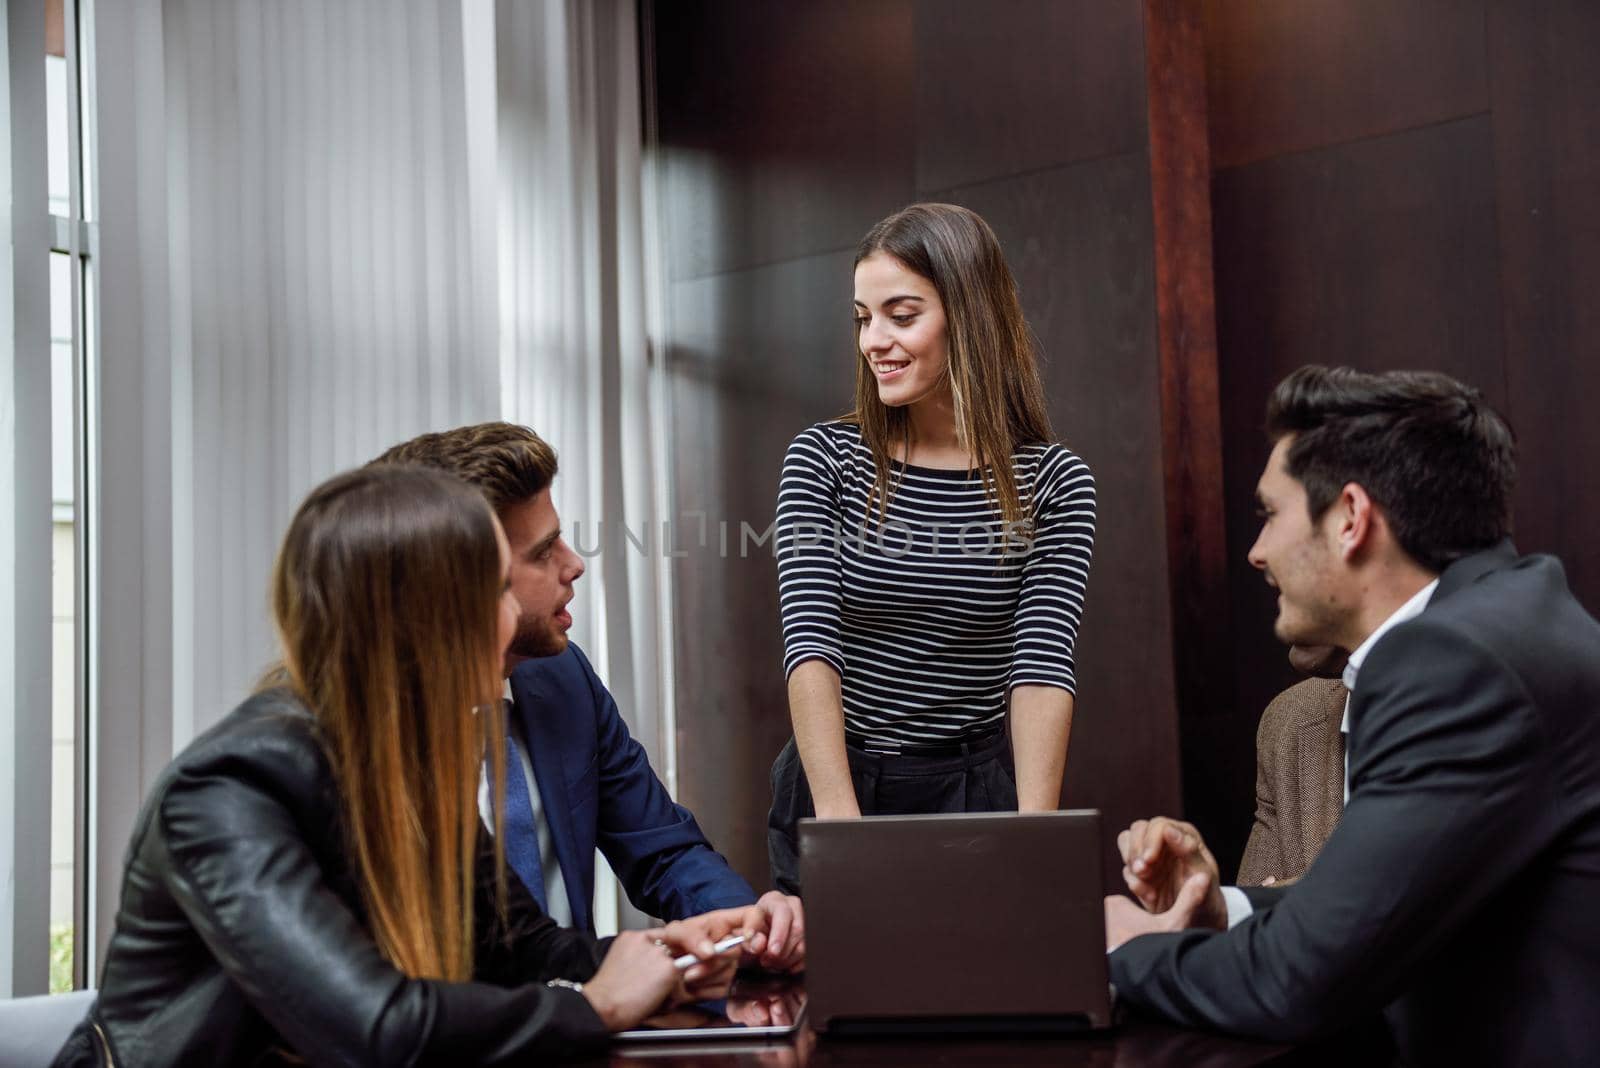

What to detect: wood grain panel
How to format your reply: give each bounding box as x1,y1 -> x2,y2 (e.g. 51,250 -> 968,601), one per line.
653,0 -> 1181,893
1212,118 -> 1505,413
1145,0 -> 1231,856
933,154 -> 1181,889
1203,0 -> 1489,169
652,0 -> 915,281
667,251 -> 859,889
1488,0 -> 1600,614
913,0 -> 1146,194
1210,117 -> 1505,871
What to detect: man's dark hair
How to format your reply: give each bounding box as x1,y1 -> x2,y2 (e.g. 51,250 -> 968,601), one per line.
372,422 -> 557,514
1265,365 -> 1516,573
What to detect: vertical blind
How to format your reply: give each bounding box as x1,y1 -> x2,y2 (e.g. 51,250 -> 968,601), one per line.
161,0 -> 499,736
91,0 -> 676,951
497,0 -> 675,780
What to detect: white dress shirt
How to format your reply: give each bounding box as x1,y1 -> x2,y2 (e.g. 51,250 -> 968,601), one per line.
1221,578 -> 1440,928
478,687 -> 572,926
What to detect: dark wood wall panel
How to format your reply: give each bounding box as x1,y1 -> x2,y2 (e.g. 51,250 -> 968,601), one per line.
913,0 -> 1147,193
654,0 -> 914,281
653,0 -> 1182,895
1488,1 -> 1600,614
928,156 -> 1157,440
666,251 -> 858,885
1205,3 -> 1600,880
1208,116 -> 1504,874
1212,118 -> 1505,409
655,0 -> 1600,899
936,153 -> 1180,880
1202,0 -> 1489,169
1145,0 -> 1231,874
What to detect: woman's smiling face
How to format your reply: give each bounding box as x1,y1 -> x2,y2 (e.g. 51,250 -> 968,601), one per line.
853,252 -> 950,410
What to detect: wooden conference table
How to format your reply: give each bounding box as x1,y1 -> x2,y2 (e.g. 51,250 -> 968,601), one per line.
571,978 -> 1359,1068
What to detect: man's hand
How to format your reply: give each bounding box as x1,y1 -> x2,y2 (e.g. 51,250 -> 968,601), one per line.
1116,816 -> 1227,929
657,906 -> 762,1002
1104,872 -> 1215,953
747,891 -> 806,973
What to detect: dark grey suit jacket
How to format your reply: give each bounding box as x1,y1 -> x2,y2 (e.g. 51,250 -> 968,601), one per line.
1110,543 -> 1600,1067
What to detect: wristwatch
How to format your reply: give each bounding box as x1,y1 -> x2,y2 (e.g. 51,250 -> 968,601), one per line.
545,978 -> 585,994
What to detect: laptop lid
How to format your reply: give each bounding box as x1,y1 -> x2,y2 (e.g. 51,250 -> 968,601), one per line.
799,810 -> 1111,1033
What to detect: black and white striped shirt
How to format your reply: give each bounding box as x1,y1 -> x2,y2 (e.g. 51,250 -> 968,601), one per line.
776,421 -> 1097,749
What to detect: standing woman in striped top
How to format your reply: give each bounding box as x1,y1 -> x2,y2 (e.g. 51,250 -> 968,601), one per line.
766,203 -> 1097,894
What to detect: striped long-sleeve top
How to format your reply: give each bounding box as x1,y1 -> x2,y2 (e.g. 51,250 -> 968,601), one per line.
776,421 -> 1097,749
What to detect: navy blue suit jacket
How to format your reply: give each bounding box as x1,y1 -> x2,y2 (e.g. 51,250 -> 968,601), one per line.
508,643 -> 756,933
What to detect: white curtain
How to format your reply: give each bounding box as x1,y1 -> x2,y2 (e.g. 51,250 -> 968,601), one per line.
159,0 -> 501,740
92,0 -> 501,957
497,0 -> 676,788
91,0 -> 674,950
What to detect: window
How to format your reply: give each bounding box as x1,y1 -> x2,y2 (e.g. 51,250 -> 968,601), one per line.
46,0 -> 95,994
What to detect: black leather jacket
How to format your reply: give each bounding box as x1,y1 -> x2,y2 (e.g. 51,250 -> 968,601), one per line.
53,690 -> 612,1067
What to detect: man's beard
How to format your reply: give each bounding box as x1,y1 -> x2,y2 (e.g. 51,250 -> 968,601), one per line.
1272,592 -> 1341,650
510,615 -> 567,660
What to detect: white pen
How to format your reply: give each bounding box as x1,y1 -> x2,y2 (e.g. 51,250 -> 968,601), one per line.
674,934 -> 746,970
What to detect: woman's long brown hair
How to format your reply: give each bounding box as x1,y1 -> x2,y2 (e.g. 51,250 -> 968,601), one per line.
851,203 -> 1054,531
268,465 -> 507,981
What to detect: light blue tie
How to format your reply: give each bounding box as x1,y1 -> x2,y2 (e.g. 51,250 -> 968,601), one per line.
496,726 -> 549,913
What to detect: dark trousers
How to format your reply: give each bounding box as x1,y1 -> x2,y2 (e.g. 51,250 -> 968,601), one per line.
766,727 -> 1017,895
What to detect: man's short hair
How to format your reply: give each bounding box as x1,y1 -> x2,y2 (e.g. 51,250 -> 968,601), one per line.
1265,365 -> 1517,573
372,422 -> 557,513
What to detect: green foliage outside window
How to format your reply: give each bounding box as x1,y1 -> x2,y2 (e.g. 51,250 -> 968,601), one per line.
50,924 -> 74,993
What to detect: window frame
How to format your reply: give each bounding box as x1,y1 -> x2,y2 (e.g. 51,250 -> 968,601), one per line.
2,0 -> 63,999
45,0 -> 98,994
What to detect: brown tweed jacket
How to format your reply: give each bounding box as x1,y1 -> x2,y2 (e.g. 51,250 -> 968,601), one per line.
1236,676 -> 1347,887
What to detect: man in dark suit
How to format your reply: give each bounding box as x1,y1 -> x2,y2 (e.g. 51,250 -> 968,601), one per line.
377,424 -> 804,971
1105,366 -> 1600,1066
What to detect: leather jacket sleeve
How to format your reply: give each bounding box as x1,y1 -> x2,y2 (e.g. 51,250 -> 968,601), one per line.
156,731 -> 610,1066
472,833 -> 613,986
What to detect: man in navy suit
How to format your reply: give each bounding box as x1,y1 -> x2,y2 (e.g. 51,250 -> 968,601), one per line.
1104,367 -> 1600,1065
377,424 -> 805,971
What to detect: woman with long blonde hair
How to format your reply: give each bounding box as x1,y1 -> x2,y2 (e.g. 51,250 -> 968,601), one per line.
56,465 -> 755,1066
768,203 -> 1098,893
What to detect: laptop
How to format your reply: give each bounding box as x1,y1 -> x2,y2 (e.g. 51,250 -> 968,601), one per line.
799,809 -> 1114,1035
